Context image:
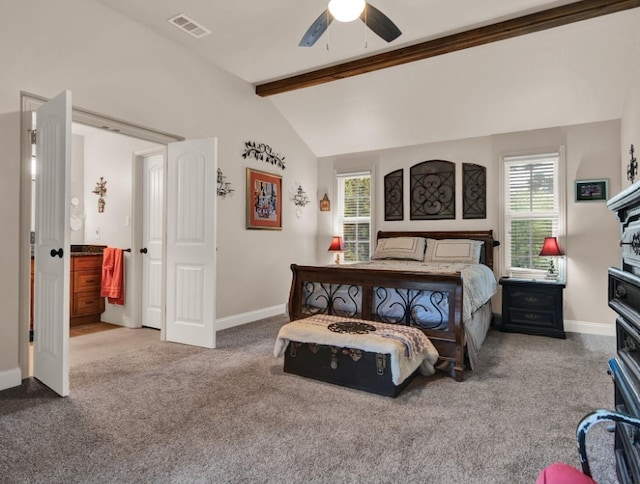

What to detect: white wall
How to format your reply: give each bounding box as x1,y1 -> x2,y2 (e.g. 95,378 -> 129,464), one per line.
70,133 -> 85,245
318,120 -> 621,332
0,0 -> 317,389
621,38 -> 640,184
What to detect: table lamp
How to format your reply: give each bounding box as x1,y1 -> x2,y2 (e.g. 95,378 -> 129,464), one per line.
328,236 -> 345,265
539,236 -> 564,279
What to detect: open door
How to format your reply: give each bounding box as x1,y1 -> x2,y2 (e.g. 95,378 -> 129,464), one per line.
141,153 -> 164,330
165,138 -> 217,348
33,91 -> 71,396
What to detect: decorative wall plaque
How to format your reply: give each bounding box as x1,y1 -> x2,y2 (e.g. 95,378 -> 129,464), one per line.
410,160 -> 455,220
462,163 -> 486,219
384,169 -> 403,221
242,141 -> 286,170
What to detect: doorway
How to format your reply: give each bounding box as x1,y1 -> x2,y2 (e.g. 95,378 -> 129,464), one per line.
19,92 -> 184,382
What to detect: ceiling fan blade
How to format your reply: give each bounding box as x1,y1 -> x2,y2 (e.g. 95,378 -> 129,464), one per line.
299,10 -> 334,47
360,3 -> 401,43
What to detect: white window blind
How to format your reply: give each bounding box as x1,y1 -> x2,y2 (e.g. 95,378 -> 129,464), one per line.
503,153 -> 563,279
336,173 -> 371,262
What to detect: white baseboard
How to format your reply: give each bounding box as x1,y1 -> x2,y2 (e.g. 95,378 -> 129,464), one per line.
216,304 -> 287,331
0,367 -> 22,392
564,319 -> 615,337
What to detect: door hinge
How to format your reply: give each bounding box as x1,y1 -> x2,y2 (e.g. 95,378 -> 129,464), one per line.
29,129 -> 37,144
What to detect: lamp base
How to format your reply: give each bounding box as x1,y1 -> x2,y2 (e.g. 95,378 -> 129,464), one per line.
334,253 -> 341,265
546,260 -> 559,280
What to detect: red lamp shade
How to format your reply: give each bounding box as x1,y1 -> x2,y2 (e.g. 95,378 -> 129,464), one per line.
328,236 -> 345,252
328,236 -> 344,265
539,237 -> 564,257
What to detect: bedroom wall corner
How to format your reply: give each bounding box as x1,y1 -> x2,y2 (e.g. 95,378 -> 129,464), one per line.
620,36 -> 640,188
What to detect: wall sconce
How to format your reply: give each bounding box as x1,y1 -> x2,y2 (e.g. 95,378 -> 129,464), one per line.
539,236 -> 564,279
328,236 -> 345,265
291,184 -> 310,217
217,168 -> 234,198
319,193 -> 331,212
91,177 -> 107,213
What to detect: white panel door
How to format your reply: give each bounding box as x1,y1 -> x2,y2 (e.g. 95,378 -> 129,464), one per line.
166,138 -> 216,348
33,91 -> 71,397
141,153 -> 163,330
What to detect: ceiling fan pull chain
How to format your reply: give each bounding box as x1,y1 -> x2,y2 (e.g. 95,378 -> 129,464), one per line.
326,9 -> 331,50
364,5 -> 368,48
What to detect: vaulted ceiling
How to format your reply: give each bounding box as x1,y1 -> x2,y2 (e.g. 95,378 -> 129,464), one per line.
96,0 -> 640,157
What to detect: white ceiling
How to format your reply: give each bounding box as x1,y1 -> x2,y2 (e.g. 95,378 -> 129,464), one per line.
95,0 -> 640,157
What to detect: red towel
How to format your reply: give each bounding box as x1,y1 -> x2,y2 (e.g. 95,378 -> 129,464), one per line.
100,247 -> 125,305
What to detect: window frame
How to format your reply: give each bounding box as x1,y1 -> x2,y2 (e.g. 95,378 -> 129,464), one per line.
335,171 -> 373,263
499,147 -> 566,280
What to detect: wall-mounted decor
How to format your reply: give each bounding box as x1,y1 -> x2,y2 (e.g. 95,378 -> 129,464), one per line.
242,141 -> 286,170
575,179 -> 608,202
319,193 -> 331,212
628,144 -> 637,183
246,168 -> 282,230
217,168 -> 234,198
462,163 -> 486,219
384,169 -> 403,221
410,160 -> 455,220
291,184 -> 310,218
91,177 -> 107,213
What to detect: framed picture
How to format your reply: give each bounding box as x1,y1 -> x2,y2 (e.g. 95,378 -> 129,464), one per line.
575,179 -> 608,202
246,168 -> 282,230
319,193 -> 331,212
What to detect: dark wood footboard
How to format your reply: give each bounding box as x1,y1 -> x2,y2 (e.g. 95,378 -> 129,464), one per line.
287,264 -> 466,381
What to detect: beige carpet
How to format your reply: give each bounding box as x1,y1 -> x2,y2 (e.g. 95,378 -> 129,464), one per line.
2,316 -> 618,483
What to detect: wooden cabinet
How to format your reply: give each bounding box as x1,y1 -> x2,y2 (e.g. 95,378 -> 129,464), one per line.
499,277 -> 566,338
70,255 -> 105,326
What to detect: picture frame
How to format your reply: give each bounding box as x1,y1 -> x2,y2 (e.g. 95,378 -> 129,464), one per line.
246,168 -> 282,230
319,193 -> 331,212
575,179 -> 608,202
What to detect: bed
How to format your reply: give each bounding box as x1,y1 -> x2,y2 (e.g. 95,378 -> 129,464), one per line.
287,230 -> 499,382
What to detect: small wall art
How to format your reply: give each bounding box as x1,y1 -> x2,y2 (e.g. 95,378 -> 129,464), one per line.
575,179 -> 608,202
242,141 -> 286,170
384,169 -> 403,221
319,193 -> 331,211
410,160 -> 455,220
463,163 -> 486,219
246,168 -> 282,230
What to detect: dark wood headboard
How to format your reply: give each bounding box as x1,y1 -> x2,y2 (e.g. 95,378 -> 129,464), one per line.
377,230 -> 499,271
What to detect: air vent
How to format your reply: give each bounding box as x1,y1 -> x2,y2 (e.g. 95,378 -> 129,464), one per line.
168,13 -> 211,39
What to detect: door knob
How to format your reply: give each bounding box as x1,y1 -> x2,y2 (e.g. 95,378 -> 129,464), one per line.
50,248 -> 63,258
140,248 -> 148,254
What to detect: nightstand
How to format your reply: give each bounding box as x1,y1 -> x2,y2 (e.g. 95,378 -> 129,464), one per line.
499,277 -> 566,339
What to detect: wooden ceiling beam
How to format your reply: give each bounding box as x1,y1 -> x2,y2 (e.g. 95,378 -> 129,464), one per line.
255,0 -> 640,97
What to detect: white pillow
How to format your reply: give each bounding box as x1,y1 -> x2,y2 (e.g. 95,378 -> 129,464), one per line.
371,237 -> 426,261
424,238 -> 483,264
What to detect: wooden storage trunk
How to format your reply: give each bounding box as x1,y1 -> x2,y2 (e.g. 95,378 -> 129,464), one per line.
283,341 -> 416,398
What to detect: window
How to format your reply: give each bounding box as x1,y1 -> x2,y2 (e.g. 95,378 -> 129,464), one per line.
502,151 -> 565,279
336,172 -> 371,262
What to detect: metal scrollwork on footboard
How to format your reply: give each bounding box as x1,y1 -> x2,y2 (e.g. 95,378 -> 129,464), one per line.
302,281 -> 361,318
374,287 -> 449,330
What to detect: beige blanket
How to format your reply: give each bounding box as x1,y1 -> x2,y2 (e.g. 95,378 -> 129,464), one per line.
274,315 -> 439,385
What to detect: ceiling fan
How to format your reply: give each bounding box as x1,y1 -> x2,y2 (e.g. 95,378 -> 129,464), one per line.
299,0 -> 401,47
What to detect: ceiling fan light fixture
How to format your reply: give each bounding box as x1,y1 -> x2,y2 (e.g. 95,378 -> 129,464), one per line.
328,0 -> 366,23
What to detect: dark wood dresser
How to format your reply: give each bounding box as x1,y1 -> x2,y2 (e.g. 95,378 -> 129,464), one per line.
608,181 -> 640,483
